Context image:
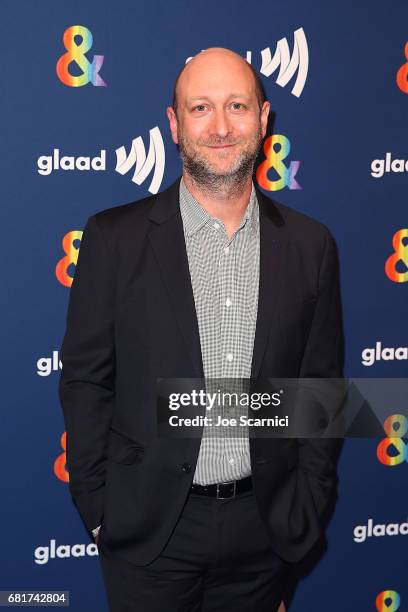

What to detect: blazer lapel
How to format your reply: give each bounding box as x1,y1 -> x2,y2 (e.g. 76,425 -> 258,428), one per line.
251,187 -> 287,379
148,178 -> 204,379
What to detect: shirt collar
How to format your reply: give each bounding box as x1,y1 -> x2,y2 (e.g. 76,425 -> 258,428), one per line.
179,177 -> 258,238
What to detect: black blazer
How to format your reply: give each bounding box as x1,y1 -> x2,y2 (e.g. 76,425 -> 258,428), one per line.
59,177 -> 344,565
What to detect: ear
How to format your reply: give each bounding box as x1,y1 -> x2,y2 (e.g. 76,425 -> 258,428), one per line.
166,106 -> 179,145
260,101 -> 270,138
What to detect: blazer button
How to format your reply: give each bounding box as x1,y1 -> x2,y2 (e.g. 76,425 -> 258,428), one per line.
181,462 -> 191,473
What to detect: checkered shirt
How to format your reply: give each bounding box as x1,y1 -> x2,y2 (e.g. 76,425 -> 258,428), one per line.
179,177 -> 260,485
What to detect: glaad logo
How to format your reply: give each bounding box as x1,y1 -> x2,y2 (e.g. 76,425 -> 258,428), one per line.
37,149 -> 106,176
253,27 -> 308,98
56,230 -> 83,288
377,414 -> 408,466
396,40 -> 408,94
37,351 -> 62,376
376,591 -> 401,612
115,126 -> 165,195
37,128 -> 165,194
362,342 -> 408,366
385,229 -> 408,283
187,28 -> 308,98
371,153 -> 408,177
56,25 -> 107,87
256,135 -> 301,191
34,539 -> 98,564
353,518 -> 408,543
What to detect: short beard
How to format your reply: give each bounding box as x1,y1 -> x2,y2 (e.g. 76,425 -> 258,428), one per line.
178,129 -> 263,199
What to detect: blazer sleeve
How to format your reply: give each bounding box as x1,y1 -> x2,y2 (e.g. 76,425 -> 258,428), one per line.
59,214 -> 116,536
298,227 -> 345,518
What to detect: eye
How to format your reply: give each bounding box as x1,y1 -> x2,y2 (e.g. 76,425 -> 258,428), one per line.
193,104 -> 208,112
231,102 -> 246,111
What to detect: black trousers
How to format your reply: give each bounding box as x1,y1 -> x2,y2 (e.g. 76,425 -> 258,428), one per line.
98,487 -> 293,612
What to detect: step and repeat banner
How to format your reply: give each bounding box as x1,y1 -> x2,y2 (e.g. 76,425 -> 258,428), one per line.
1,1 -> 407,610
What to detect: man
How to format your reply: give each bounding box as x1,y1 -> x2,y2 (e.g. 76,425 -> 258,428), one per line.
59,47 -> 343,611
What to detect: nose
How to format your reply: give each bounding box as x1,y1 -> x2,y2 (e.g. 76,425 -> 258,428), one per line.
211,108 -> 231,139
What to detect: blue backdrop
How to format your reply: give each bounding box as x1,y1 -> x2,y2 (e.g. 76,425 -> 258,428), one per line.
2,1 -> 407,610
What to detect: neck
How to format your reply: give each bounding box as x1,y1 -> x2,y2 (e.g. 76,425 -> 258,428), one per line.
182,171 -> 253,239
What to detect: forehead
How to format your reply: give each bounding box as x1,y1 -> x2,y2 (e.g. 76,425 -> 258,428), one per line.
177,53 -> 257,103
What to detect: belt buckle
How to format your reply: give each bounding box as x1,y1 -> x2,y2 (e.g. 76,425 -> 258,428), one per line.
216,481 -> 236,499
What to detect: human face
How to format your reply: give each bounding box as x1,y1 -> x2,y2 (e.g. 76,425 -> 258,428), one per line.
167,51 -> 270,182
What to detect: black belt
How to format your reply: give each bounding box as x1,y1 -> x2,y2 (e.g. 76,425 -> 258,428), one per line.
190,476 -> 253,499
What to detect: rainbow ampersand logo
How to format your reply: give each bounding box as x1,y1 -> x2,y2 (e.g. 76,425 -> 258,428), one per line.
396,41 -> 408,94
385,229 -> 408,283
56,230 -> 83,288
256,135 -> 301,191
54,432 -> 69,483
56,25 -> 107,87
377,415 -> 408,466
376,590 -> 401,611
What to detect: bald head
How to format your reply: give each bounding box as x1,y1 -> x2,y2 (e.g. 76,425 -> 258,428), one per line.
172,47 -> 265,115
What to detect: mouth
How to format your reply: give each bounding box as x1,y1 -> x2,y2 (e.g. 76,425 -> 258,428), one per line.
206,144 -> 236,149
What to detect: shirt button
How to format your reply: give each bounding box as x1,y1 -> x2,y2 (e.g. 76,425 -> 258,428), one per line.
213,222 -> 220,230
224,246 -> 230,254
225,298 -> 232,307
228,458 -> 235,465
226,353 -> 234,362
